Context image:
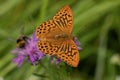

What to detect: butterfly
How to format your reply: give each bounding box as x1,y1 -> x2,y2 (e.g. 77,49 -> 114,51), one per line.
36,5 -> 80,67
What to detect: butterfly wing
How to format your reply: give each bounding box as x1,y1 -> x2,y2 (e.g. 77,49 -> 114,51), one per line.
37,40 -> 60,55
56,39 -> 80,67
37,38 -> 80,67
36,5 -> 73,38
36,19 -> 63,55
53,5 -> 73,34
36,20 -> 62,39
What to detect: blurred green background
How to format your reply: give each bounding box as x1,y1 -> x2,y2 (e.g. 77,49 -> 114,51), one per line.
0,0 -> 120,80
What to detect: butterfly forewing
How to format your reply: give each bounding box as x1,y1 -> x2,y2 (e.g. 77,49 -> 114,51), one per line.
53,5 -> 73,34
36,20 -> 60,39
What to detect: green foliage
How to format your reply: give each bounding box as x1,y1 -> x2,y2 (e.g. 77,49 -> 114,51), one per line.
0,0 -> 120,80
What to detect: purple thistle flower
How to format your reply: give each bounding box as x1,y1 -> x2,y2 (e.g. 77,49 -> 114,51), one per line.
12,33 -> 45,66
51,56 -> 62,65
74,37 -> 82,50
13,55 -> 25,67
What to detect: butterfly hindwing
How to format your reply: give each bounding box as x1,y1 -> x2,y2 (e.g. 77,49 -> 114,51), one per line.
57,40 -> 80,67
37,41 -> 57,55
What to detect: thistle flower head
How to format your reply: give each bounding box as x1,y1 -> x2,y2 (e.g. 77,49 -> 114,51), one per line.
12,33 -> 45,66
74,37 -> 82,50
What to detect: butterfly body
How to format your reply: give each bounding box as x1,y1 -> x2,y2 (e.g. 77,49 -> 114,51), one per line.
36,5 -> 80,67
54,33 -> 71,40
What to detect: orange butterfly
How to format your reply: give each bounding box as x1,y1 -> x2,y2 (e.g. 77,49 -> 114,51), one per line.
36,5 -> 80,67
